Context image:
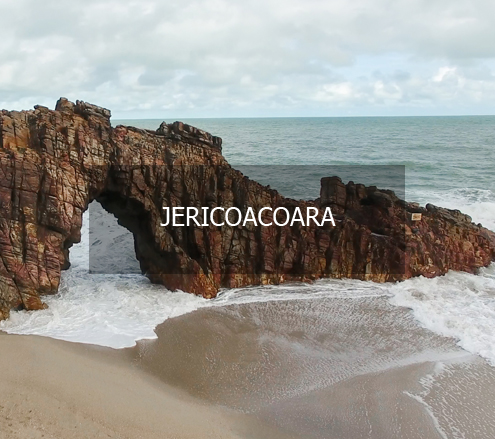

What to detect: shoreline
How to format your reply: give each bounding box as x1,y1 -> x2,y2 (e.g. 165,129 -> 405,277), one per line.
2,295 -> 495,439
126,297 -> 495,439
0,331 -> 443,439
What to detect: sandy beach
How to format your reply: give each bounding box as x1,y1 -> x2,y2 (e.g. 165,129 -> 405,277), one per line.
126,297 -> 495,439
0,333 -> 244,439
3,295 -> 495,439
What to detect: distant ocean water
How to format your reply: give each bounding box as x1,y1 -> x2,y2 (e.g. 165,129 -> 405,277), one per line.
123,116 -> 495,229
2,116 -> 495,364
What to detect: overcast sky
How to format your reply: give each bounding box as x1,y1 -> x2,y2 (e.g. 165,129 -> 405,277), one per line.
1,0 -> 494,118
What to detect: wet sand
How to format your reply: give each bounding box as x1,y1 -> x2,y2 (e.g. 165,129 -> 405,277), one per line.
128,297 -> 495,439
2,295 -> 495,438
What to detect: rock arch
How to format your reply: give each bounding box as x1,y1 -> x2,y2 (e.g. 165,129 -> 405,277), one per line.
0,98 -> 494,319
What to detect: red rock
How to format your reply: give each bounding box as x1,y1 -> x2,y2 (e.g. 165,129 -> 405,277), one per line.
0,98 -> 494,319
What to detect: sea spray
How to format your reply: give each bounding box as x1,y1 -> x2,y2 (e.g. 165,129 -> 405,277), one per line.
390,264 -> 495,366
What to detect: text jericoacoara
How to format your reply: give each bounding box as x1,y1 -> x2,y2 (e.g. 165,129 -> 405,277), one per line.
161,206 -> 336,227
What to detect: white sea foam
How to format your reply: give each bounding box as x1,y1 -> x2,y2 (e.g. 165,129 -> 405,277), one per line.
389,265 -> 495,366
0,208 -> 208,349
412,187 -> 495,231
212,279 -> 390,306
0,275 -> 207,349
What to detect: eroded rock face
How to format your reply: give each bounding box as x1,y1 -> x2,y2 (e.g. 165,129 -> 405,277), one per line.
0,99 -> 494,319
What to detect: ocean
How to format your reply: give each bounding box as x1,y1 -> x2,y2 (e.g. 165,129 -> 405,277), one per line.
2,115 -> 495,362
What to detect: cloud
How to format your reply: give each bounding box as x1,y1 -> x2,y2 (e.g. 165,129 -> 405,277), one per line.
0,0 -> 494,116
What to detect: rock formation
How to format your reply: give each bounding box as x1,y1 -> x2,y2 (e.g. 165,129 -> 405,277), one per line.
0,99 -> 494,320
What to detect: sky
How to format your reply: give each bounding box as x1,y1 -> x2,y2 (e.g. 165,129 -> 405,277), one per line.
1,0 -> 495,118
